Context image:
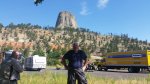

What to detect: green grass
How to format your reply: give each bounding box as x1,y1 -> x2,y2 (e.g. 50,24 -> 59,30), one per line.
18,71 -> 150,84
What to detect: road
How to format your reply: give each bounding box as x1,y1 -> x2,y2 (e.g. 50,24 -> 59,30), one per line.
38,68 -> 150,79
86,70 -> 149,79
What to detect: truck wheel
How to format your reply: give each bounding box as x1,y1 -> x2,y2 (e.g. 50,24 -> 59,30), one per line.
128,67 -> 134,73
37,68 -> 41,71
104,68 -> 108,71
128,67 -> 140,73
134,68 -> 140,73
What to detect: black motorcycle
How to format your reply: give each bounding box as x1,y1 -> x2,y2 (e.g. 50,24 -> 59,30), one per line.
85,63 -> 95,72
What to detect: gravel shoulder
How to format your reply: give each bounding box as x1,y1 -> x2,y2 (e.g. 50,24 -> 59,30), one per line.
24,68 -> 150,80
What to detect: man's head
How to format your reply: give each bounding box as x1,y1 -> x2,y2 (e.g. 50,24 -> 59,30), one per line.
72,42 -> 79,52
11,51 -> 20,59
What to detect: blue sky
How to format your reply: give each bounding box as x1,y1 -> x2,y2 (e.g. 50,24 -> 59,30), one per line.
0,0 -> 150,42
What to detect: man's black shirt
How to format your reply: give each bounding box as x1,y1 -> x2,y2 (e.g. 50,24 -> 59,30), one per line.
63,50 -> 87,69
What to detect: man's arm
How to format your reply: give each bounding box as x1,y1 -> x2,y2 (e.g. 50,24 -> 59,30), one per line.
82,58 -> 88,71
11,58 -> 23,73
81,50 -> 89,71
61,50 -> 71,70
83,58 -> 88,67
61,57 -> 68,70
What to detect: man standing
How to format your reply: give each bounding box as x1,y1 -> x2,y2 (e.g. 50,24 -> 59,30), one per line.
10,51 -> 23,84
62,42 -> 88,84
0,51 -> 23,84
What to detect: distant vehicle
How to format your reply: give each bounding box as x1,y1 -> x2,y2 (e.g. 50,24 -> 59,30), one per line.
24,55 -> 46,71
4,50 -> 25,65
95,50 -> 150,73
85,63 -> 95,72
56,64 -> 61,70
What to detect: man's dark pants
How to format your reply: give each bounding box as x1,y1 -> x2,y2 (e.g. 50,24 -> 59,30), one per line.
0,79 -> 10,84
0,79 -> 17,84
67,68 -> 87,84
10,80 -> 18,84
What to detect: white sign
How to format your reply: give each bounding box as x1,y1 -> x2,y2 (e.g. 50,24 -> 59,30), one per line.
132,54 -> 142,58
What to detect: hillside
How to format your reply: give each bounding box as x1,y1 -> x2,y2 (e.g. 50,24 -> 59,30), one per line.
0,23 -> 150,58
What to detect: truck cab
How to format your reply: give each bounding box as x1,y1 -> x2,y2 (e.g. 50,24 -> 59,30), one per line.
94,58 -> 107,71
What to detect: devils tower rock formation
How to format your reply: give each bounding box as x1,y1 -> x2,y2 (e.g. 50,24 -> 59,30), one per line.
55,11 -> 78,29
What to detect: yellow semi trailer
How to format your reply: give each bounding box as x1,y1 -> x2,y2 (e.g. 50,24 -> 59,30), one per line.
97,50 -> 150,73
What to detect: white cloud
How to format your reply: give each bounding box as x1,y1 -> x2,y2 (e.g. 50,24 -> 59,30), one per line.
97,0 -> 109,9
80,2 -> 90,16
